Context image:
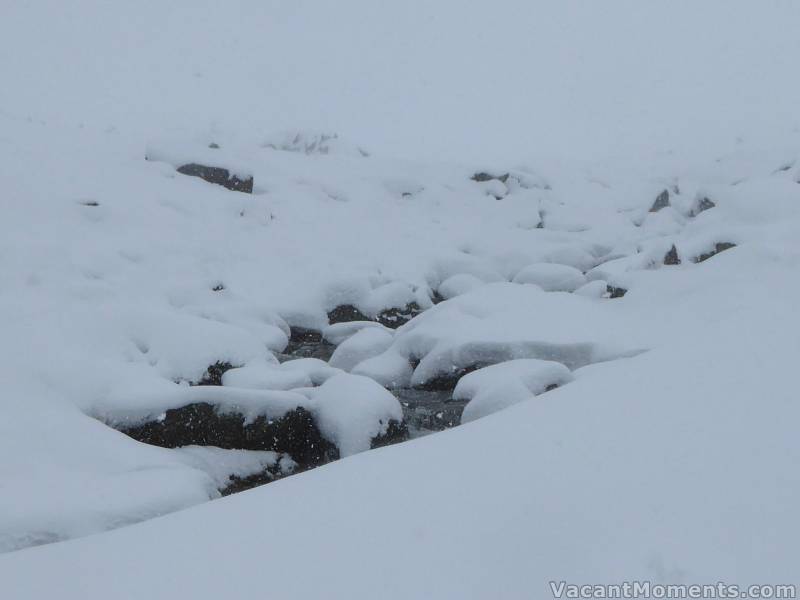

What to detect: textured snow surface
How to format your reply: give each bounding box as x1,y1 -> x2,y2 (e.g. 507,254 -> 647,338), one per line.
1,0 -> 800,597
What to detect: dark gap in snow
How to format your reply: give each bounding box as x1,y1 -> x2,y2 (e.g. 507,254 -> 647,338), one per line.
284,327 -> 335,361
414,364 -> 484,392
395,389 -> 466,436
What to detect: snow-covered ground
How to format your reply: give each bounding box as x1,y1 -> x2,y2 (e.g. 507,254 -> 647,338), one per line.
1,1 -> 799,598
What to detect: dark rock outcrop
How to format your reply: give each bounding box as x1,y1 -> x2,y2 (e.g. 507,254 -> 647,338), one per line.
376,302 -> 422,329
370,419 -> 409,449
396,389 -> 466,432
327,304 -> 370,324
693,242 -> 736,263
663,245 -> 681,265
176,163 -> 253,193
119,403 -> 339,468
650,189 -> 670,212
606,285 -> 628,299
690,196 -> 716,217
195,361 -> 237,386
472,172 -> 510,183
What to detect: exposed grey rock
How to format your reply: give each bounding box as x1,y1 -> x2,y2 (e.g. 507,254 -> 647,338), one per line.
606,285 -> 628,299
693,242 -> 736,263
663,244 -> 681,265
472,172 -> 510,183
195,361 -> 238,386
376,302 -> 422,329
650,189 -> 670,212
176,163 -> 253,193
327,304 -> 370,325
119,404 -> 339,467
690,196 -> 716,217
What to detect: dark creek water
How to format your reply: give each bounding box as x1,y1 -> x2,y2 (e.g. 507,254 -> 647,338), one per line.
115,333 -> 465,498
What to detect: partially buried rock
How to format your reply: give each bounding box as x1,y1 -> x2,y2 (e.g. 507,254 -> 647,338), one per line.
650,189 -> 670,212
663,244 -> 681,265
176,163 -> 253,193
694,242 -> 736,263
606,285 -> 628,299
120,403 -> 339,468
370,419 -> 409,449
327,304 -> 370,325
690,196 -> 716,217
195,361 -> 238,386
376,303 -> 422,329
472,172 -> 510,183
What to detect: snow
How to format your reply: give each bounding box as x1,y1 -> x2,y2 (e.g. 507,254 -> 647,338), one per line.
437,273 -> 485,299
1,0 -> 800,597
309,374 -> 403,457
171,446 -> 295,490
328,327 -> 395,372
511,263 -> 587,292
368,283 -> 644,388
454,359 -> 574,423
323,320 -> 392,346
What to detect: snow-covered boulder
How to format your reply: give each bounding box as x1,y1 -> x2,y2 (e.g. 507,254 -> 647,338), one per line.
573,280 -> 609,298
310,374 -> 406,457
351,349 -> 414,389
328,327 -> 394,372
323,321 -> 392,346
512,263 -> 587,292
437,273 -> 484,299
455,359 -> 574,423
363,283 -> 642,391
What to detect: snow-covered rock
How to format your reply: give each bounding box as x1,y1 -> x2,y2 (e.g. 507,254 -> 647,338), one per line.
310,374 -> 406,457
328,327 -> 394,372
511,263 -> 587,292
455,359 -> 573,423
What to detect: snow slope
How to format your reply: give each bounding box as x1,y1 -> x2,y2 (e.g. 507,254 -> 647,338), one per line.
1,0 -> 799,597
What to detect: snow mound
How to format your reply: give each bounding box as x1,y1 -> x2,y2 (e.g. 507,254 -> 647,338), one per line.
310,374 -> 404,457
512,263 -> 587,292
329,327 -> 395,372
455,359 -> 573,423
362,283 -> 642,390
